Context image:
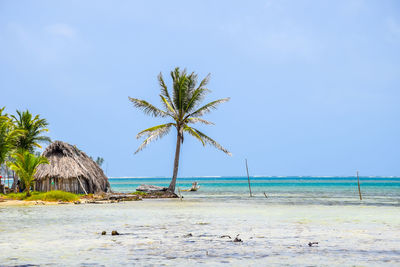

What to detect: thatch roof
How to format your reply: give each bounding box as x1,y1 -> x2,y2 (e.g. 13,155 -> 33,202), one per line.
35,141 -> 110,193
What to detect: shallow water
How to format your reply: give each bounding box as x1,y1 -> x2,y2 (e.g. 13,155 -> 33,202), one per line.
111,176 -> 400,207
1,177 -> 399,266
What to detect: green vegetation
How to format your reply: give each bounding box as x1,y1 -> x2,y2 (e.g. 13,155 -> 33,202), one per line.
3,192 -> 27,200
131,191 -> 148,196
0,107 -> 23,167
95,157 -> 104,167
11,110 -> 51,153
3,191 -> 80,202
8,151 -> 49,196
129,67 -> 231,192
89,156 -> 104,167
0,108 -> 51,193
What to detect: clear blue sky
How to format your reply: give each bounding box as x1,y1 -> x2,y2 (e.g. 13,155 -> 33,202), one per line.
1,0 -> 399,177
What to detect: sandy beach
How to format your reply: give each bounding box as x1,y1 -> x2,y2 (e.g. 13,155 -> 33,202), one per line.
0,199 -> 60,206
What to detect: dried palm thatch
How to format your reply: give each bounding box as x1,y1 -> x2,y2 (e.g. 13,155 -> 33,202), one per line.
35,141 -> 111,194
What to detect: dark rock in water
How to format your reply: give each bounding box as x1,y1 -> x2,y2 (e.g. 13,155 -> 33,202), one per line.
136,184 -> 168,193
220,235 -> 231,239
111,230 -> 119,236
108,194 -> 141,201
183,233 -> 193,238
308,242 -> 318,247
233,234 -> 242,242
101,231 -> 106,235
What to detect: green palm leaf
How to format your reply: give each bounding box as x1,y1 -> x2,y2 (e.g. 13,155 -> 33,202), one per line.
159,95 -> 176,116
136,123 -> 176,139
158,72 -> 175,110
188,98 -> 230,118
191,128 -> 231,156
128,97 -> 168,117
186,117 -> 214,125
183,126 -> 205,146
135,123 -> 175,154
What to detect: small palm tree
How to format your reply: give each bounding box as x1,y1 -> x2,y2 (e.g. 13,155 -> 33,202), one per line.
8,151 -> 49,197
11,110 -> 51,153
129,67 -> 231,192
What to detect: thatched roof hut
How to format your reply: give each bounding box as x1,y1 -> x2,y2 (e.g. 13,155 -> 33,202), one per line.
35,141 -> 111,194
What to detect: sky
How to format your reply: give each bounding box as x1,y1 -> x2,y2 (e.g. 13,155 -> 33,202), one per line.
1,0 -> 399,177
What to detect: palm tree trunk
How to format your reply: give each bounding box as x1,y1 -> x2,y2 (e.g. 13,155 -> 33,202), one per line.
26,187 -> 31,197
168,131 -> 182,192
12,171 -> 18,193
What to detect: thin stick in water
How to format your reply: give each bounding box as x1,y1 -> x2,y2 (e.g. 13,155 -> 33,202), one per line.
6,164 -> 9,188
245,159 -> 252,197
357,171 -> 362,200
178,187 -> 183,201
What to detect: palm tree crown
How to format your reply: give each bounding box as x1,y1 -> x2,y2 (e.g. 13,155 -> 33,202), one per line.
11,110 -> 51,153
129,67 -> 231,192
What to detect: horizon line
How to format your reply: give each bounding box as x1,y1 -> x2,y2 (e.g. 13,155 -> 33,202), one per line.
108,175 -> 400,179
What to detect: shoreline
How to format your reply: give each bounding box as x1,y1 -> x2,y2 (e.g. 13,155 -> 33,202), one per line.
0,191 -> 178,207
0,199 -> 60,206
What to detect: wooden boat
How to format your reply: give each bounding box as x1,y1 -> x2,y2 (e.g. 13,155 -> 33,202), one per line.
182,182 -> 200,192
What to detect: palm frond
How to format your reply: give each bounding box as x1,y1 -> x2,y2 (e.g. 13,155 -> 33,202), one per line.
159,95 -> 176,116
136,123 -> 176,139
184,87 -> 210,113
192,128 -> 232,156
183,72 -> 198,108
183,126 -> 205,146
186,117 -> 214,125
135,123 -> 174,154
197,73 -> 210,89
187,97 -> 230,118
158,72 -> 175,110
171,67 -> 186,111
128,97 -> 168,117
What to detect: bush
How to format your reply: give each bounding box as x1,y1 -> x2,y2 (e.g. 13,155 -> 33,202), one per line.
131,191 -> 148,196
4,192 -> 28,200
27,191 -> 79,202
4,191 -> 79,202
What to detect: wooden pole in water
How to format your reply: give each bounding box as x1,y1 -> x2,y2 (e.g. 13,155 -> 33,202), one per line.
245,159 -> 253,197
6,165 -> 9,188
178,187 -> 183,201
357,171 -> 362,200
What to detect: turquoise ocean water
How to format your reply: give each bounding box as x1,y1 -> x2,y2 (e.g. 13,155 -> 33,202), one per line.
109,176 -> 400,206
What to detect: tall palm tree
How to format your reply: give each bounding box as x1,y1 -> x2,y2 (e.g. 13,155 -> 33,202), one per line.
129,67 -> 231,192
11,110 -> 51,153
8,151 -> 48,197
